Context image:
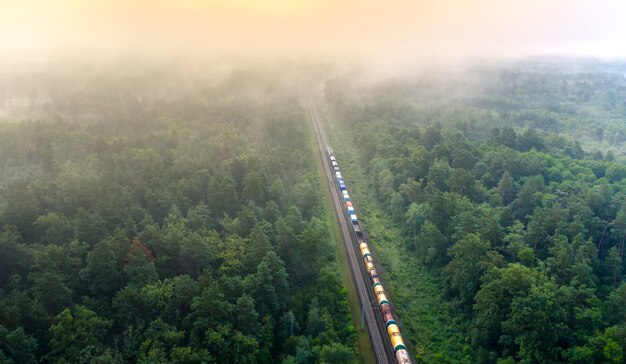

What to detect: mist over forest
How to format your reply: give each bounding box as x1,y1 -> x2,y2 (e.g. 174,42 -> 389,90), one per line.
1,1 -> 626,362
1,56 -> 626,363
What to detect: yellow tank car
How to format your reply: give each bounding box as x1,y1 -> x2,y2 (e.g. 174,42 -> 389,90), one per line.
387,323 -> 406,352
361,246 -> 373,263
360,246 -> 371,258
374,283 -> 388,305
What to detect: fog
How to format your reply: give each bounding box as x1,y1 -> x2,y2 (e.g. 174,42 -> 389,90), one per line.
1,0 -> 625,68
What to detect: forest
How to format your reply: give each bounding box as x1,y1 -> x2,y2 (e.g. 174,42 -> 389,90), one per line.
0,64 -> 356,363
324,59 -> 626,363
3,58 -> 626,364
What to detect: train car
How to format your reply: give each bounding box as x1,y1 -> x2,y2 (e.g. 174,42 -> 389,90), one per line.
369,268 -> 379,281
396,349 -> 411,364
339,182 -> 346,190
360,246 -> 373,264
359,246 -> 369,259
361,252 -> 373,264
387,324 -> 407,353
381,303 -> 396,326
359,244 -> 370,255
350,214 -> 358,222
330,155 -> 336,161
374,283 -> 389,305
371,275 -> 381,286
336,172 -> 342,179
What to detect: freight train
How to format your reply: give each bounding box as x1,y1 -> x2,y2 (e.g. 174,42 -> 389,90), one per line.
329,151 -> 411,364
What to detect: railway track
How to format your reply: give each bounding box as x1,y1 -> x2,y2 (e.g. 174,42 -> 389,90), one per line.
308,97 -> 396,364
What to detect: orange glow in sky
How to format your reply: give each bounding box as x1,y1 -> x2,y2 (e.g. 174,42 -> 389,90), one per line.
0,0 -> 625,61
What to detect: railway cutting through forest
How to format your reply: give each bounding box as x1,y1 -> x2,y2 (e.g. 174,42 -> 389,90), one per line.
308,97 -> 410,364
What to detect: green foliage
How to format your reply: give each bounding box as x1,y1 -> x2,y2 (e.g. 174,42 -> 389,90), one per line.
0,228 -> 30,287
253,250 -> 289,319
0,325 -> 37,364
9,58 -> 626,363
326,64 -> 626,362
123,247 -> 158,288
502,279 -> 567,363
80,241 -> 120,296
446,233 -> 496,305
0,69 -> 357,363
47,306 -> 113,363
319,342 -> 355,364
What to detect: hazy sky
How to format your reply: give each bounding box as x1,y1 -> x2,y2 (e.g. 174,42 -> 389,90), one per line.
1,0 -> 625,63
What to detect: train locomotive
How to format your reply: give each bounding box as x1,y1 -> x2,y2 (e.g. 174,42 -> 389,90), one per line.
329,150 -> 411,364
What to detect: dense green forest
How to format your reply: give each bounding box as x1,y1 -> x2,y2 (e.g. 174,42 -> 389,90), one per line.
0,66 -> 356,363
3,59 -> 626,364
325,60 -> 626,363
